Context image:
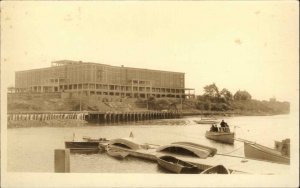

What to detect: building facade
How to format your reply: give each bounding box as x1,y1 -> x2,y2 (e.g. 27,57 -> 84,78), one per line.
13,60 -> 195,99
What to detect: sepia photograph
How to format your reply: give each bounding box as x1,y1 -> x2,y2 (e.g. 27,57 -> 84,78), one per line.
1,1 -> 299,187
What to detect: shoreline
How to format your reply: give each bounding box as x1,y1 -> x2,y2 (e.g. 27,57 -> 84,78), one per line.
7,119 -> 87,129
180,111 -> 289,117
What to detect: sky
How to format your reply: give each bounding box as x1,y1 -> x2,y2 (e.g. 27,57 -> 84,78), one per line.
1,1 -> 299,107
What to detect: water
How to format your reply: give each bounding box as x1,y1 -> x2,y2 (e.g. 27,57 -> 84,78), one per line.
7,114 -> 295,173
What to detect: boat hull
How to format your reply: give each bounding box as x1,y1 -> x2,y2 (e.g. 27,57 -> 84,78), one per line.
205,131 -> 234,144
201,165 -> 230,174
244,142 -> 290,165
194,120 -> 219,124
65,141 -> 100,149
106,146 -> 129,159
157,156 -> 199,174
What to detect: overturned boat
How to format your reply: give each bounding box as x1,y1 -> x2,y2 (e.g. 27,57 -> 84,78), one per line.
201,165 -> 231,174
108,137 -> 141,150
157,155 -> 199,174
156,142 -> 217,158
243,139 -> 290,165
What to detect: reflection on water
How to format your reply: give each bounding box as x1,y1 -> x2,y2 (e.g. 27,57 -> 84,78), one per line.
7,114 -> 295,172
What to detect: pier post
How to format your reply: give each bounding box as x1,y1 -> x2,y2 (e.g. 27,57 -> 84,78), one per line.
54,149 -> 70,173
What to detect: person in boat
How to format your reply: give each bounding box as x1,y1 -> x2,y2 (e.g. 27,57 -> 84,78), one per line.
213,124 -> 219,132
210,124 -> 215,132
220,120 -> 230,132
210,124 -> 217,132
220,120 -> 226,132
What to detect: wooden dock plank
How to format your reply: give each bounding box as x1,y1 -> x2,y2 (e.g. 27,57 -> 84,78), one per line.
109,145 -> 290,174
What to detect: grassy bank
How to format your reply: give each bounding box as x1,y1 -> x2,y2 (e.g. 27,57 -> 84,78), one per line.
8,93 -> 289,117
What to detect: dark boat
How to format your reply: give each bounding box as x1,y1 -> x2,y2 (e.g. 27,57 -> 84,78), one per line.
157,155 -> 199,174
65,141 -> 100,149
65,136 -> 109,151
82,136 -> 109,142
200,165 -> 230,174
65,141 -> 101,153
65,136 -> 109,153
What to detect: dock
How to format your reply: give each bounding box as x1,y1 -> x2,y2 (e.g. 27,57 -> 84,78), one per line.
64,137 -> 291,174
107,144 -> 290,175
7,110 -> 180,123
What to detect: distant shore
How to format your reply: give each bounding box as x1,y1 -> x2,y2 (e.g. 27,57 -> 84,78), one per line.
180,110 -> 289,117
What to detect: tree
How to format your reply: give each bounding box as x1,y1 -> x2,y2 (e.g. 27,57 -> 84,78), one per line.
203,83 -> 220,98
220,88 -> 233,102
233,90 -> 252,101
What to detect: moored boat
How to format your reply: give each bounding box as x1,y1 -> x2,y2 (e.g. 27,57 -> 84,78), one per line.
201,165 -> 230,174
194,118 -> 219,124
65,141 -> 101,153
106,147 -> 129,159
157,155 -> 199,174
205,131 -> 235,144
82,136 -> 109,142
243,140 -> 290,165
65,136 -> 109,152
65,141 -> 100,149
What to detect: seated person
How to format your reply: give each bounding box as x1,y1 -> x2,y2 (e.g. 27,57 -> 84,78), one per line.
220,120 -> 226,127
210,124 -> 218,132
220,120 -> 229,132
213,124 -> 219,132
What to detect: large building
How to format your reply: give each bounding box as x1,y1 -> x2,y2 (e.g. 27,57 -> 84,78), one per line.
13,60 -> 195,99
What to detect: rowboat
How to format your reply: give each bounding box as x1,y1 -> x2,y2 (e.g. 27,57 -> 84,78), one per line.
243,141 -> 290,165
201,165 -> 230,174
106,147 -> 129,159
205,131 -> 235,144
157,155 -> 199,174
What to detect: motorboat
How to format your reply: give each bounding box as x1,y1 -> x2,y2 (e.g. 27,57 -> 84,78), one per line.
243,139 -> 290,165
65,136 -> 109,153
205,130 -> 235,144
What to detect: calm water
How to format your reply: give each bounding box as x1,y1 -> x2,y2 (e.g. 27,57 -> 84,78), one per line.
7,114 -> 296,173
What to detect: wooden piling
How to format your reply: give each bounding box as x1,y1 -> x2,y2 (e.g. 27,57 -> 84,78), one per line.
54,149 -> 70,173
